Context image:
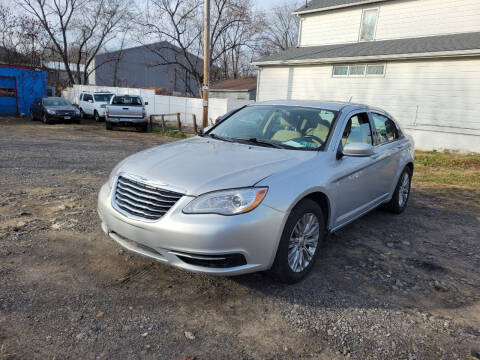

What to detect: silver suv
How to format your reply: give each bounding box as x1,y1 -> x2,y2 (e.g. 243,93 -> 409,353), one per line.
98,100 -> 414,283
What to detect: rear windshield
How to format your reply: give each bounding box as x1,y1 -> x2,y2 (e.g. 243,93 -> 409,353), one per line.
94,94 -> 113,102
43,98 -> 71,107
111,96 -> 142,106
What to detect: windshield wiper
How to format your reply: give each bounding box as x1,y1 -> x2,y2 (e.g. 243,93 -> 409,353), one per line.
231,137 -> 287,149
207,133 -> 233,142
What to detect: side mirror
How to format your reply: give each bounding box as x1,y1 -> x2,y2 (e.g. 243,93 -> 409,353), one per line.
342,143 -> 374,157
144,101 -> 149,105
88,99 -> 93,103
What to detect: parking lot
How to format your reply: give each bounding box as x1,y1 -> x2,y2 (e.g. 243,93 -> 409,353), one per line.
1,117 -> 479,359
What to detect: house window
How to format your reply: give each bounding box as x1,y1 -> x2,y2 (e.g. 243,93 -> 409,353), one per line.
359,9 -> 378,41
333,65 -> 348,76
349,65 -> 366,76
332,63 -> 385,78
367,64 -> 385,76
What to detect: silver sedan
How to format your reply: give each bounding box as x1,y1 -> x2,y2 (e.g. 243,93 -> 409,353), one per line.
97,100 -> 414,283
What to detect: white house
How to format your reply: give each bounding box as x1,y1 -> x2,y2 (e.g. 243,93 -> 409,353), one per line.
252,0 -> 480,153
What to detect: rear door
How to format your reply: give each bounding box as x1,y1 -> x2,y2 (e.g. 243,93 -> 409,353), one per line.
0,76 -> 18,116
369,112 -> 405,195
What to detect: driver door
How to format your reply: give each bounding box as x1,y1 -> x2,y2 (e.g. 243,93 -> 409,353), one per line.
331,111 -> 386,230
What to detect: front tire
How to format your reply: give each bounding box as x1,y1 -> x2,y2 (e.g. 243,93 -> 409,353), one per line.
94,111 -> 101,122
385,167 -> 412,214
269,199 -> 326,284
42,114 -> 50,124
80,109 -> 85,119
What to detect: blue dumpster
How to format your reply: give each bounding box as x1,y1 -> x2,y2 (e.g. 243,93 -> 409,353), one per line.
0,65 -> 47,116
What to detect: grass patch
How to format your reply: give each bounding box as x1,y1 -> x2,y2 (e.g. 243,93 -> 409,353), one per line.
151,126 -> 193,139
414,151 -> 480,188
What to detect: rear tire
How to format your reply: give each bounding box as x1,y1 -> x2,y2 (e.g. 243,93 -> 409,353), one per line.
384,167 -> 412,214
106,121 -> 113,130
269,199 -> 326,284
138,122 -> 148,132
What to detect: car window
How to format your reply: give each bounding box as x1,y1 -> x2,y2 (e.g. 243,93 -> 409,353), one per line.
209,105 -> 338,151
371,113 -> 399,145
42,98 -> 71,107
111,96 -> 142,106
94,94 -> 113,102
341,113 -> 373,146
79,94 -> 83,101
83,94 -> 93,102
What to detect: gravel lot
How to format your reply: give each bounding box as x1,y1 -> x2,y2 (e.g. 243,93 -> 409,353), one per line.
1,117 -> 479,360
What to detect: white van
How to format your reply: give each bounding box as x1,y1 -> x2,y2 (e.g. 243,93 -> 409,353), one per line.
78,92 -> 113,122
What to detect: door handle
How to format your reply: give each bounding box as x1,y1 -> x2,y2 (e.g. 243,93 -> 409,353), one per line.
122,108 -> 129,110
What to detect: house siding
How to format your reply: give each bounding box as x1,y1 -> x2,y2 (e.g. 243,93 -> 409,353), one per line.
257,58 -> 480,142
300,0 -> 480,46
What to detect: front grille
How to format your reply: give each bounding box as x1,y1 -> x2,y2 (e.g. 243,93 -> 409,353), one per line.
56,110 -> 76,116
113,176 -> 183,220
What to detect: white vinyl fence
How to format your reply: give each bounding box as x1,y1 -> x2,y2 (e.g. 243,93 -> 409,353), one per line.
62,85 -> 253,125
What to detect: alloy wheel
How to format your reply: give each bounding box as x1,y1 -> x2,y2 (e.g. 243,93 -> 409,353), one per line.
288,213 -> 319,273
398,172 -> 410,207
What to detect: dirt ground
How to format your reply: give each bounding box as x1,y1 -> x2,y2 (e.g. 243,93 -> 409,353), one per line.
1,117 -> 479,360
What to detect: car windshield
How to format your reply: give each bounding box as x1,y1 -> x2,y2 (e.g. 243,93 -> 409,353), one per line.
43,98 -> 71,107
94,94 -> 113,102
208,105 -> 338,150
111,96 -> 142,106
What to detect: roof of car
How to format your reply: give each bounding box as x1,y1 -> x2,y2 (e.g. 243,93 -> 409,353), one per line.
252,99 -> 371,112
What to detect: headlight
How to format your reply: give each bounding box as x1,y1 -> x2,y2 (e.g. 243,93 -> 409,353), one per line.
183,187 -> 268,215
74,109 -> 80,115
46,109 -> 56,114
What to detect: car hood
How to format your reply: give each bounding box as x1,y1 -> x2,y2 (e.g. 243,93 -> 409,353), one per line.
117,137 -> 318,195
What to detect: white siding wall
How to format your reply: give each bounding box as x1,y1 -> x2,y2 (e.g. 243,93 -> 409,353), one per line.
300,0 -> 480,46
257,58 -> 480,152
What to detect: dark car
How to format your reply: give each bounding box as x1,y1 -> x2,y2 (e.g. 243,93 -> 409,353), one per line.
30,97 -> 81,124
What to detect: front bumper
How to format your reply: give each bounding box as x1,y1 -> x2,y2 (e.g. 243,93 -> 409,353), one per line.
47,113 -> 80,122
97,183 -> 286,276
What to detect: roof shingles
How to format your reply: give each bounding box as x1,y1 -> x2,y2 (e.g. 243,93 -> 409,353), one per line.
295,0 -> 393,13
253,32 -> 480,64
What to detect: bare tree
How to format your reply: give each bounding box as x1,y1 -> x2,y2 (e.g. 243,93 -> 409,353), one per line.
140,0 -> 258,95
258,2 -> 300,56
17,0 -> 130,85
0,5 -> 48,66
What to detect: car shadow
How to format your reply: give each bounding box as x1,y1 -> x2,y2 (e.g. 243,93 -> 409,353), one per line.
230,186 -> 480,314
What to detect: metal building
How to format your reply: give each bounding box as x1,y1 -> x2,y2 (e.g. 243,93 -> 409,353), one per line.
0,65 -> 47,116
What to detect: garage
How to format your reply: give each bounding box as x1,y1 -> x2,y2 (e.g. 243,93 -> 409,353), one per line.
0,65 -> 47,116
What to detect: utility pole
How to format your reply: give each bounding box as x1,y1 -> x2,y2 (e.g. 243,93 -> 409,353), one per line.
202,0 -> 210,128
